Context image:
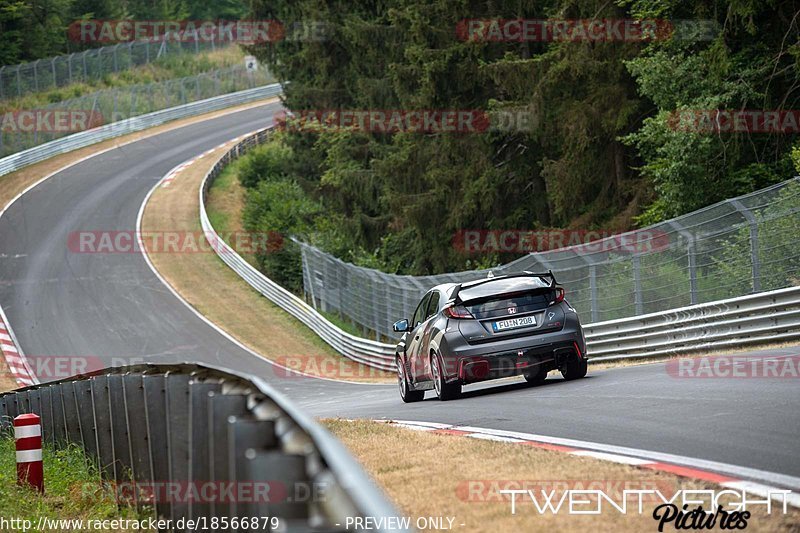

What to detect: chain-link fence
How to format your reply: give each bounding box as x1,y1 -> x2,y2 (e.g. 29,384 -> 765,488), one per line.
0,65 -> 275,157
0,39 -> 225,99
299,178 -> 800,340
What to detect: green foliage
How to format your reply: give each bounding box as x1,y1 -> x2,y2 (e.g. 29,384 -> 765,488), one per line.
238,137 -> 295,188
713,182 -> 800,293
243,0 -> 798,278
0,439 -> 147,521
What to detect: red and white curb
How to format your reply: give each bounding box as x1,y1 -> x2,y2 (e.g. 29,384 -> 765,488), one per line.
0,305 -> 37,387
379,419 -> 800,508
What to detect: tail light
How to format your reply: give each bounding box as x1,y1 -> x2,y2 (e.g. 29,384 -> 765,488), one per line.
443,304 -> 474,319
549,287 -> 565,306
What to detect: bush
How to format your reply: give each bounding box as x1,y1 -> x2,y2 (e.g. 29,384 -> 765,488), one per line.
238,138 -> 295,188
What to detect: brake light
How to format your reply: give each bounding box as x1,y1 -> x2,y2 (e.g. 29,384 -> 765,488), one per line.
443,304 -> 473,319
549,287 -> 565,306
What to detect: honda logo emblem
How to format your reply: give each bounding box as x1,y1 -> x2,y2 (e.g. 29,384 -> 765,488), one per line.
507,306 -> 517,314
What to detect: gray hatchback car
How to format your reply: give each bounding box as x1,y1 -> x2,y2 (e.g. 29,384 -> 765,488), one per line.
392,272 -> 587,401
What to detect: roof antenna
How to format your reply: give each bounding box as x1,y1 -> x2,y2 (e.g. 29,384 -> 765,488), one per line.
487,271 -> 495,278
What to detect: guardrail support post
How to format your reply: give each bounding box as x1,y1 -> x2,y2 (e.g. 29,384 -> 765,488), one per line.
165,374 -> 191,527
227,418 -> 276,520
207,393 -> 249,518
188,379 -> 222,522
75,380 -> 99,462
144,373 -> 170,519
91,376 -> 115,479
108,374 -> 133,484
123,374 -> 153,501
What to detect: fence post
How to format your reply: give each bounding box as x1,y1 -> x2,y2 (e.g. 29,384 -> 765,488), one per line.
589,265 -> 599,322
33,59 -> 40,91
0,65 -> 5,99
51,57 -> 56,89
730,199 -> 761,293
16,65 -> 22,97
632,254 -> 643,315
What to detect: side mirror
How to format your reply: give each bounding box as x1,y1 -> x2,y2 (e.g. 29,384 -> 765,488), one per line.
392,319 -> 410,333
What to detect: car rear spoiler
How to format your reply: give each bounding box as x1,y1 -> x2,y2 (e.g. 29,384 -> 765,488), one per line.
450,271 -> 558,304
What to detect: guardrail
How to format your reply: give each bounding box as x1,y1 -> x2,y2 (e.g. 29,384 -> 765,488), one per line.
0,363 -> 407,532
198,128 -> 800,370
199,129 -> 395,371
0,83 -> 283,178
585,285 -> 800,361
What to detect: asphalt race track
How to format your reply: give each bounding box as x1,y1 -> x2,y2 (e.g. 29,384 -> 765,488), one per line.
1,102 -> 798,486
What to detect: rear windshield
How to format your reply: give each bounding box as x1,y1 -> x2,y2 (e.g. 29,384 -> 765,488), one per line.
465,291 -> 552,319
458,276 -> 551,302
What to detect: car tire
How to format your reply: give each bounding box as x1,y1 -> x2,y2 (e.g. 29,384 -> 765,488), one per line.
397,356 -> 424,403
524,366 -> 548,385
431,352 -> 461,401
560,357 -> 588,380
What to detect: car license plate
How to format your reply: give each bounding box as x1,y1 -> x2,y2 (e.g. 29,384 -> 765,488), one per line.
492,316 -> 535,332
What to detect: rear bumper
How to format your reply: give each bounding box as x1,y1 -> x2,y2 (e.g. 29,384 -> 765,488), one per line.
441,329 -> 585,384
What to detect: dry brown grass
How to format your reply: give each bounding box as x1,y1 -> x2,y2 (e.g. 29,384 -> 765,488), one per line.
324,419 -> 799,533
0,357 -> 20,393
141,143 -> 393,383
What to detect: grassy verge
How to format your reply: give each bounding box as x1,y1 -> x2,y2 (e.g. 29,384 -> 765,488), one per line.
324,419 -> 799,533
0,439 -> 150,530
0,47 -> 244,113
142,142 -> 393,383
0,358 -> 18,393
206,168 -> 378,341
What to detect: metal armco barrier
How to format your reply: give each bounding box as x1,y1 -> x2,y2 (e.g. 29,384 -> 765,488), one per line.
199,129 -> 395,372
585,285 -> 800,361
0,363 -> 408,532
0,83 -> 283,178
198,128 -> 800,369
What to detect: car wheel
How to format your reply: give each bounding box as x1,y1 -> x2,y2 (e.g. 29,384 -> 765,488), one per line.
560,357 -> 588,381
524,366 -> 548,385
397,356 -> 424,403
431,352 -> 461,401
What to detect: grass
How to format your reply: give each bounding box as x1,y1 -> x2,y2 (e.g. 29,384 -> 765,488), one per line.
206,164 -> 390,343
0,439 -> 151,529
0,47 -> 245,114
323,419 -> 800,533
143,140 -> 394,383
